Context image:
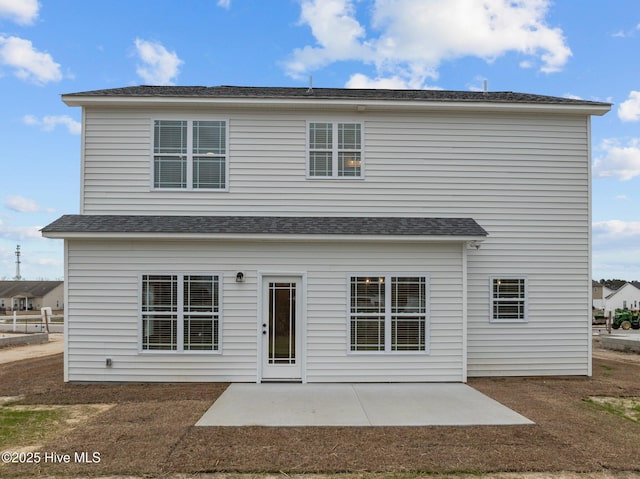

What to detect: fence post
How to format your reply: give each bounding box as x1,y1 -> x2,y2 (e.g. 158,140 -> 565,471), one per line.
12,310 -> 16,332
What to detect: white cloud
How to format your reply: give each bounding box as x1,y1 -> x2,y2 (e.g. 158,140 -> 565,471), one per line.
4,196 -> 54,214
0,0 -> 39,25
612,23 -> 640,38
345,72 -> 439,90
217,0 -> 231,8
592,221 -> 640,279
286,0 -> 571,87
287,0 -> 370,78
0,221 -> 42,240
593,220 -> 640,243
23,114 -> 81,135
0,35 -> 62,85
593,139 -> 640,181
32,257 -> 62,267
618,91 -> 640,122
134,38 -> 183,85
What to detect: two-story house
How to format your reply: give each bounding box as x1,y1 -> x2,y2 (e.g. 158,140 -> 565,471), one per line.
42,86 -> 610,383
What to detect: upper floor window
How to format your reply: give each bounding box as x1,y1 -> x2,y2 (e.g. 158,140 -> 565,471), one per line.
308,122 -> 363,178
153,120 -> 228,190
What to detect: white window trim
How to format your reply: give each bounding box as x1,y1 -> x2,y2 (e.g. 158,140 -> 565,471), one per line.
489,275 -> 528,323
138,272 -> 223,354
306,120 -> 365,179
150,118 -> 230,192
346,273 -> 430,355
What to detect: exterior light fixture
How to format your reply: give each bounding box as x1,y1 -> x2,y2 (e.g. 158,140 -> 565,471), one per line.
236,272 -> 245,283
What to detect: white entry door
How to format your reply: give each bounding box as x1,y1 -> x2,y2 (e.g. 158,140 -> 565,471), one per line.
261,276 -> 302,381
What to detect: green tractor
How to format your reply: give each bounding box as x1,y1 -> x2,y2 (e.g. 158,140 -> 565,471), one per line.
611,309 -> 640,330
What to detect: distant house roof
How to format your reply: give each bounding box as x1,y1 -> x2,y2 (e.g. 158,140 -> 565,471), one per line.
62,85 -> 611,109
604,282 -> 640,300
0,281 -> 63,298
42,215 -> 488,239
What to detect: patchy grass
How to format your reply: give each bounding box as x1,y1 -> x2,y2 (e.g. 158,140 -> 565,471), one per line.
0,402 -> 113,451
0,406 -> 63,449
586,396 -> 640,424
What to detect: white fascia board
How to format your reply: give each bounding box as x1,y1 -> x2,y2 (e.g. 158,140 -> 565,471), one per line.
61,95 -> 612,116
41,231 -> 486,243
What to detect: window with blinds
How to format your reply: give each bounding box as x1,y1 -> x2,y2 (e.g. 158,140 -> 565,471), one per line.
490,277 -> 527,322
141,274 -> 221,352
391,276 -> 426,351
153,120 -> 227,190
350,276 -> 385,351
349,275 -> 428,352
142,274 -> 178,350
308,122 -> 363,178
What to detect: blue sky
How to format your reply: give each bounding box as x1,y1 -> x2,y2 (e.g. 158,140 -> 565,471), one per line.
0,0 -> 639,281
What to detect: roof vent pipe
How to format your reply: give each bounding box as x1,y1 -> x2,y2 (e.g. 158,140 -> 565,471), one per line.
483,80 -> 488,97
307,76 -> 313,94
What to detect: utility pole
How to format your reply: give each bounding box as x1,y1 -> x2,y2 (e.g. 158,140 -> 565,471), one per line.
14,245 -> 22,280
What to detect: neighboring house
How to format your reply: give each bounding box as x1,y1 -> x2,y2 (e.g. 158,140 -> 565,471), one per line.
0,281 -> 64,313
42,86 -> 610,383
603,282 -> 640,316
592,280 -> 613,310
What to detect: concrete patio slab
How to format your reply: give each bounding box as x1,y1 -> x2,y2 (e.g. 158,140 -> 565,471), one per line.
196,383 -> 534,427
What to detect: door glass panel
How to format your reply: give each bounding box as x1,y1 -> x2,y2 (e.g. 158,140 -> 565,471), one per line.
268,282 -> 296,364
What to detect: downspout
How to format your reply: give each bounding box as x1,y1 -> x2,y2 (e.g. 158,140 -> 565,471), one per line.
462,242 -> 468,382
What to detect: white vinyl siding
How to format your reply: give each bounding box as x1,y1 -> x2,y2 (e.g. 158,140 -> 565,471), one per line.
64,239 -> 463,383
77,106 -> 593,378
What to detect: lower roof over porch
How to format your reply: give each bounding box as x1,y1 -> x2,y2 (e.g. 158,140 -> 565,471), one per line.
41,215 -> 488,242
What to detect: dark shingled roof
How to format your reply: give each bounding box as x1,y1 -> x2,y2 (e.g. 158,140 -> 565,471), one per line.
0,281 -> 63,298
42,215 -> 488,237
63,85 -> 610,107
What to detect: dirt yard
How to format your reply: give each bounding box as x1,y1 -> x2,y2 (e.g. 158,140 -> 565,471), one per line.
0,343 -> 638,478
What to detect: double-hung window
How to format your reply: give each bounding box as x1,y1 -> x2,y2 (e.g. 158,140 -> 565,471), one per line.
308,122 -> 363,178
349,275 -> 428,352
141,274 -> 221,352
490,276 -> 527,322
153,120 -> 227,190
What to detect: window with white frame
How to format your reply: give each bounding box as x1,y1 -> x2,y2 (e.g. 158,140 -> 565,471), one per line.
349,275 -> 427,352
153,120 -> 227,189
490,277 -> 527,322
141,274 -> 220,351
308,122 -> 363,177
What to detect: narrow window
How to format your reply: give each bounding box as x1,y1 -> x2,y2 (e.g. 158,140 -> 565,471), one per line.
154,121 -> 187,188
350,276 -> 385,351
309,122 -> 333,177
490,277 -> 527,322
142,275 -> 178,350
391,277 -> 426,351
183,275 -> 220,351
193,121 -> 226,189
